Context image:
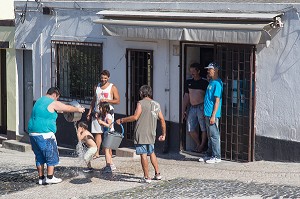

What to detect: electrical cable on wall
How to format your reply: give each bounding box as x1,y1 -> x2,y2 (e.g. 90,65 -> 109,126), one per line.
20,0 -> 28,24
113,53 -> 126,70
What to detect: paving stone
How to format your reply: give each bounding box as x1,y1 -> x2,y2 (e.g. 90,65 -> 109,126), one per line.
86,178 -> 300,199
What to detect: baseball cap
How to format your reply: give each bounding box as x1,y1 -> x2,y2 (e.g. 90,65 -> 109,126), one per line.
205,62 -> 221,70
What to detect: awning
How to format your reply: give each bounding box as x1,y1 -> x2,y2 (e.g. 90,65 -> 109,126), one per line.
94,11 -> 283,45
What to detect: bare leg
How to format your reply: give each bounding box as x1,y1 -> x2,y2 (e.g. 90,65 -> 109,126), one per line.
87,161 -> 92,168
140,154 -> 149,178
149,152 -> 159,174
94,133 -> 102,158
46,165 -> 55,175
104,148 -> 112,165
189,131 -> 201,150
37,164 -> 44,177
198,131 -> 207,151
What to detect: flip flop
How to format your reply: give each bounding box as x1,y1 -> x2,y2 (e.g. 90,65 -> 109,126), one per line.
93,155 -> 100,159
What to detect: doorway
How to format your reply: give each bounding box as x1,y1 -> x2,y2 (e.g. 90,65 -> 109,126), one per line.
181,42 -> 256,162
23,50 -> 33,133
0,49 -> 7,134
125,49 -> 153,144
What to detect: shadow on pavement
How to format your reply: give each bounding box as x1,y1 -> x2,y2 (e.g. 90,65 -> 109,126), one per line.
0,166 -> 80,195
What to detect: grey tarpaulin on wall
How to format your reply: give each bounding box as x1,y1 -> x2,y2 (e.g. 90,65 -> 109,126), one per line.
93,11 -> 283,45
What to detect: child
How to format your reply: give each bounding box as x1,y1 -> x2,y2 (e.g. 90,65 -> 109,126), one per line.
96,102 -> 116,173
116,85 -> 166,183
77,121 -> 97,173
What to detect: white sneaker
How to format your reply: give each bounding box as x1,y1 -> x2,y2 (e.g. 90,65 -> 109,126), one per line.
198,156 -> 210,162
46,176 -> 62,184
153,173 -> 162,180
139,177 -> 152,183
110,164 -> 117,171
206,157 -> 221,164
38,177 -> 46,185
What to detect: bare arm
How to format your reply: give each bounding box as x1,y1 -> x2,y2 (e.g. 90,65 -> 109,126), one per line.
87,85 -> 97,120
210,97 -> 220,124
97,117 -> 113,128
116,102 -> 142,124
158,111 -> 166,141
50,101 -> 85,113
182,93 -> 190,120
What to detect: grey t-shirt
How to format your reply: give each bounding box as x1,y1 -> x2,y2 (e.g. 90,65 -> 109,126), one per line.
134,98 -> 161,145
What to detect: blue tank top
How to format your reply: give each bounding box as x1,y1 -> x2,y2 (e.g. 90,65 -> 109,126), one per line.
28,96 -> 58,134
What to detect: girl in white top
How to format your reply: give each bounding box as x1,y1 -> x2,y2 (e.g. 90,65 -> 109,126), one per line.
97,102 -> 116,173
87,70 -> 120,159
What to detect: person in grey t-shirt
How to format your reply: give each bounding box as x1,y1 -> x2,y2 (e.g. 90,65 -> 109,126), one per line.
116,85 -> 166,183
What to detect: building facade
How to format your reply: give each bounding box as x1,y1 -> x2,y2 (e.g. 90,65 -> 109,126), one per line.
0,0 -> 17,140
14,0 -> 300,162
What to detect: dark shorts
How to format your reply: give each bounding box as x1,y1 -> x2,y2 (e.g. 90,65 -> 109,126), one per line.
135,144 -> 155,156
29,133 -> 59,166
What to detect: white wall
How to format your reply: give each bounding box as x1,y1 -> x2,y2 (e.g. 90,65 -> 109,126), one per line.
0,0 -> 14,20
255,7 -> 300,142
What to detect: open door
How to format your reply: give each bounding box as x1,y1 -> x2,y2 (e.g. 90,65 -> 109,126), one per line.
0,49 -> 7,134
125,49 -> 153,144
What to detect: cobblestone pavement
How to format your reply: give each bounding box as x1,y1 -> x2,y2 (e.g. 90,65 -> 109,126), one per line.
1,146 -> 300,199
89,178 -> 300,199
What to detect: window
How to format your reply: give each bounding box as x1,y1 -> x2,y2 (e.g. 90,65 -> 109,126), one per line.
51,41 -> 102,104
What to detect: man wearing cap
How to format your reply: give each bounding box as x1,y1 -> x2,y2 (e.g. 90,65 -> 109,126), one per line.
182,63 -> 209,153
200,62 -> 223,164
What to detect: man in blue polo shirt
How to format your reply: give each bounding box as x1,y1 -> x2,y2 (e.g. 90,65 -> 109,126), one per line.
199,62 -> 223,164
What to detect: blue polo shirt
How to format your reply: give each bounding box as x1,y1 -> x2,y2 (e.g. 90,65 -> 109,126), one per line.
204,78 -> 223,118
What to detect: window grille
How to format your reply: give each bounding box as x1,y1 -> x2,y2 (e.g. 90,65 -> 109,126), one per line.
51,40 -> 103,104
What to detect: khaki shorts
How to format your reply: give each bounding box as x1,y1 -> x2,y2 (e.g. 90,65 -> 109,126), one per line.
84,147 -> 97,163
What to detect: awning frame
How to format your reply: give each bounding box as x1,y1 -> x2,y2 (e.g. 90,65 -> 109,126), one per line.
94,10 -> 283,45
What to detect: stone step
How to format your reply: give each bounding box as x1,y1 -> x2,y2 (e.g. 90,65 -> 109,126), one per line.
1,139 -> 76,156
2,140 -> 31,152
2,139 -> 137,158
116,147 -> 139,158
0,134 -> 7,144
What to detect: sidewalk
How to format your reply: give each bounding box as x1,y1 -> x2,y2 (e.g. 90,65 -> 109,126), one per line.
1,146 -> 300,199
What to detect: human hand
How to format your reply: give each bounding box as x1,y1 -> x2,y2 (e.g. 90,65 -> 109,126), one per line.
116,119 -> 121,125
86,114 -> 91,121
182,111 -> 187,121
210,116 -> 215,125
78,107 -> 85,113
158,135 -> 165,141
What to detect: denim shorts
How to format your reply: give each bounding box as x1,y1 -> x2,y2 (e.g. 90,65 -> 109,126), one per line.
187,103 -> 206,132
29,133 -> 59,166
135,144 -> 155,155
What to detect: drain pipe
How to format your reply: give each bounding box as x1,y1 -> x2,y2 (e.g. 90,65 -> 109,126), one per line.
163,40 -> 171,153
40,32 -> 43,97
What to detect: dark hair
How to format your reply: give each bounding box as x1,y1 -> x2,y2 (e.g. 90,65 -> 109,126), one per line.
190,63 -> 201,72
46,87 -> 61,96
78,121 -> 88,130
139,85 -> 152,98
101,70 -> 110,78
99,102 -> 110,115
